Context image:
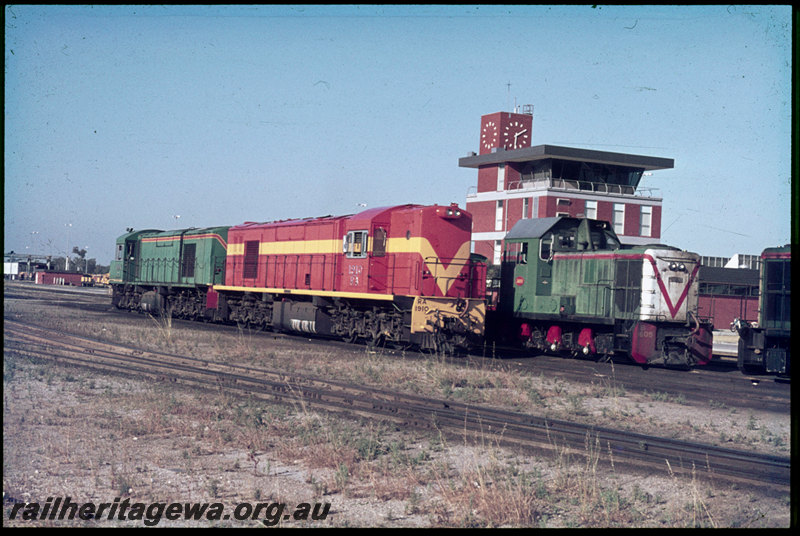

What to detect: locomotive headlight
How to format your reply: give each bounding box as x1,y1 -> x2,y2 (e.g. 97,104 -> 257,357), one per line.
678,263 -> 686,271
440,207 -> 462,219
669,262 -> 677,270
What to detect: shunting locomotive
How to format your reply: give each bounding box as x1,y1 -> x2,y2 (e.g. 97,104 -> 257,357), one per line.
493,216 -> 713,367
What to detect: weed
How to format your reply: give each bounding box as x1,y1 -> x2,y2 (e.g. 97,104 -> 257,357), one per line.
334,463 -> 349,492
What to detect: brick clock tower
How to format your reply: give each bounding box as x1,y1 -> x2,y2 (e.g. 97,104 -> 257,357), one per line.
461,108 -> 671,264
479,111 -> 533,154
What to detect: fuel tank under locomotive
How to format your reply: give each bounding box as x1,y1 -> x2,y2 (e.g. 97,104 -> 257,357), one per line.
271,300 -> 333,335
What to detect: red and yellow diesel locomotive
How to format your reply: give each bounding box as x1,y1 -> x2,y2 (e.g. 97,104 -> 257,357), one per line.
111,204 -> 486,354
215,203 -> 486,352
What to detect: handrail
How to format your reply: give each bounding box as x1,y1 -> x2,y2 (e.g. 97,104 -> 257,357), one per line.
489,177 -> 662,199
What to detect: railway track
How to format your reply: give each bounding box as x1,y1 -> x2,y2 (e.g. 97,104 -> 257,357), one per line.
4,319 -> 790,490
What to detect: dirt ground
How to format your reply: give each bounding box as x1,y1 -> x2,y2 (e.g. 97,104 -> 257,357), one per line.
2,289 -> 793,528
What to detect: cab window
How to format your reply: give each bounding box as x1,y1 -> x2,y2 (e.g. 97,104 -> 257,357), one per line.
504,242 -> 528,264
344,231 -> 368,258
372,228 -> 386,257
539,233 -> 553,261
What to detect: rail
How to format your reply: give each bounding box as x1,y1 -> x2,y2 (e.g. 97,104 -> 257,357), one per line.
5,319 -> 790,490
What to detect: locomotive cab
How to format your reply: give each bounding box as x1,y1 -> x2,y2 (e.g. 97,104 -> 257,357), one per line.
499,217 -> 620,316
110,229 -> 162,308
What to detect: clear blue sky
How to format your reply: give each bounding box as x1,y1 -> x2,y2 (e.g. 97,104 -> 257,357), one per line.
5,5 -> 792,265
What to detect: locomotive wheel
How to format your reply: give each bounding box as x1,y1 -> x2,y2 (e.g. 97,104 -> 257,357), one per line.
344,330 -> 359,344
366,332 -> 386,350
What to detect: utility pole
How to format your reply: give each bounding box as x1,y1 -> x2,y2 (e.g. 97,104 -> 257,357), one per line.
64,223 -> 72,271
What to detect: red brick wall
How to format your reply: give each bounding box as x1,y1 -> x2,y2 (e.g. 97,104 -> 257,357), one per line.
596,200 -> 613,224
477,167 -> 497,192
624,204 -> 640,237
651,205 -> 662,239
505,198 -> 523,233
466,200 -> 496,234
698,295 -> 758,329
473,240 -> 494,261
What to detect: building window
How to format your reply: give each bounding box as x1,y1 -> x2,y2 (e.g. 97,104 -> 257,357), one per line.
493,240 -> 502,265
522,198 -> 529,220
613,204 -> 625,235
495,200 -> 504,231
532,197 -> 539,218
585,200 -> 597,220
640,206 -> 652,237
497,164 -> 506,191
702,256 -> 730,268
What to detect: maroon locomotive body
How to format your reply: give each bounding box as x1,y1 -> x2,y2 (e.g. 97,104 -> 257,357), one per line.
214,204 -> 486,352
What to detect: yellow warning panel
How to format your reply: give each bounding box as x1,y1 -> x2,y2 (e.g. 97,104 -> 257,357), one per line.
410,296 -> 485,336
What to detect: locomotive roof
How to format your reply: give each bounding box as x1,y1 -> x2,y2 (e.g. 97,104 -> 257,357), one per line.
144,226 -> 228,236
230,204 -> 427,229
761,244 -> 791,258
505,217 -> 569,240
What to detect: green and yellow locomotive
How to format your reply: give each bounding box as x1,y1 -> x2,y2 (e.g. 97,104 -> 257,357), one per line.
110,226 -> 229,319
495,216 -> 713,367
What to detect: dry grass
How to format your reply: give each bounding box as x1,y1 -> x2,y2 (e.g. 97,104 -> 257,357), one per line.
2,289 -> 791,527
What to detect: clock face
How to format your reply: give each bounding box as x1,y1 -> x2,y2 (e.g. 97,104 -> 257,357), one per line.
502,120 -> 530,150
481,121 -> 498,151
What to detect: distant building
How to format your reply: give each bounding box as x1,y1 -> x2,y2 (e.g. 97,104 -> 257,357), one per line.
701,254 -> 761,270
460,108 -> 672,264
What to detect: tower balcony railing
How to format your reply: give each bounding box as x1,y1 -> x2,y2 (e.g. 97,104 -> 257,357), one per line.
466,176 -> 661,199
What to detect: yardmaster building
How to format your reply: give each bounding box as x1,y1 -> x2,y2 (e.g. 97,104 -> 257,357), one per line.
460,108 -> 673,264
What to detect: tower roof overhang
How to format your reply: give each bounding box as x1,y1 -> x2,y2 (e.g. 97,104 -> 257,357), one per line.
458,144 -> 674,171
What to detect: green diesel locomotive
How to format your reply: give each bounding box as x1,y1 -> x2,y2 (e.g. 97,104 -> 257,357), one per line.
496,216 -> 713,367
110,226 -> 229,319
732,245 -> 791,377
